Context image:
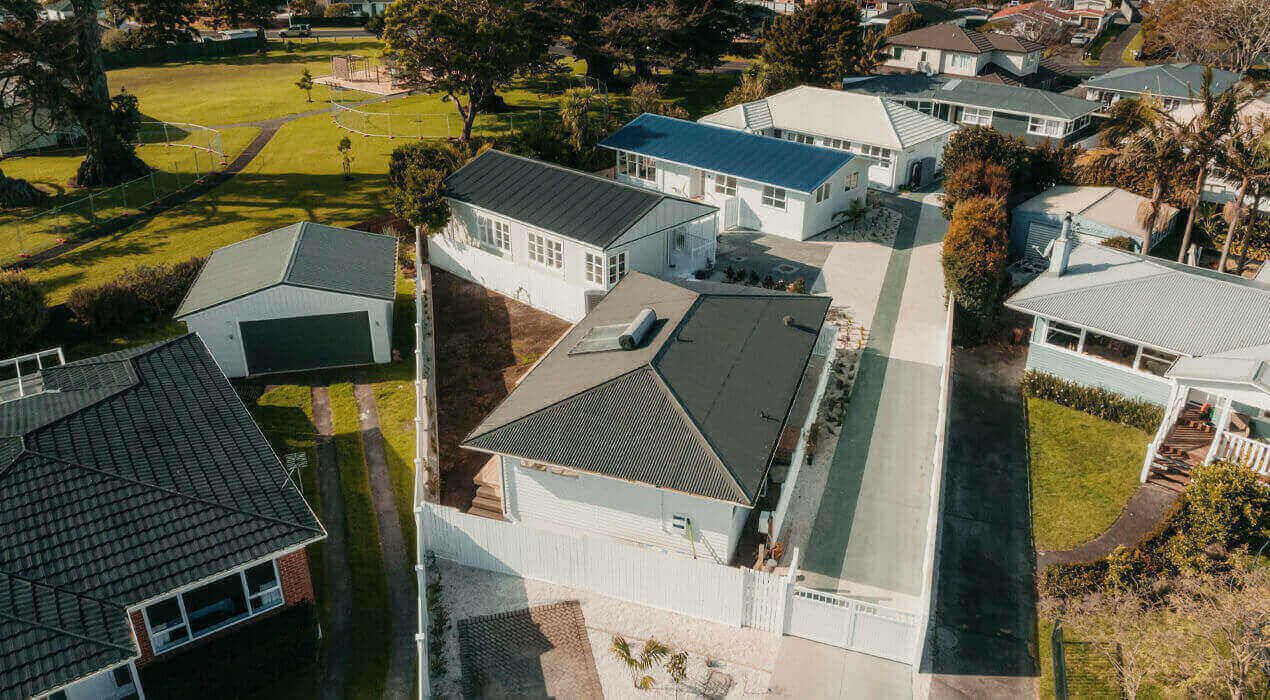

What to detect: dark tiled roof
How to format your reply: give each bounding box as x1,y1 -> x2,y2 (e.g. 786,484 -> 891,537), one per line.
175,222 -> 398,317
599,113 -> 856,193
0,335 -> 323,699
464,273 -> 831,504
444,150 -> 715,249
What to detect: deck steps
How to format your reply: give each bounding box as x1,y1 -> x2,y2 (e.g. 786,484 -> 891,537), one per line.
468,455 -> 505,520
1147,403 -> 1215,492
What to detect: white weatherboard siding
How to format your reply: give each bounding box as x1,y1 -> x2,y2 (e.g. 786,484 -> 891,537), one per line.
431,198 -> 717,322
502,455 -> 748,562
181,285 -> 393,378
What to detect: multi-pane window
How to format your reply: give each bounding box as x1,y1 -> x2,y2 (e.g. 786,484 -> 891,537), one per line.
1041,320 -> 1181,377
761,185 -> 787,210
826,138 -> 850,151
607,251 -> 628,285
815,181 -> 832,203
672,229 -> 686,252
143,561 -> 283,654
844,172 -> 859,191
476,215 -> 510,252
527,232 -> 563,269
961,107 -> 993,126
1044,320 -> 1082,351
584,252 -> 604,284
891,45 -> 903,59
784,131 -> 815,145
1028,116 -> 1064,137
617,151 -> 656,181
714,174 -> 737,196
950,53 -> 973,69
860,144 -> 892,168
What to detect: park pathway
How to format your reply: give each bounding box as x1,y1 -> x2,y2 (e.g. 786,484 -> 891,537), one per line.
312,385 -> 353,700
1037,482 -> 1177,569
353,380 -> 416,700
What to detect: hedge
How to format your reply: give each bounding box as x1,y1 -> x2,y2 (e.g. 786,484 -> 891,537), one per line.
65,257 -> 204,333
0,271 -> 48,358
1020,370 -> 1163,432
140,603 -> 318,700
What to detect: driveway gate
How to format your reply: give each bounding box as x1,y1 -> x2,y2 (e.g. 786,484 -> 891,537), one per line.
785,586 -> 918,664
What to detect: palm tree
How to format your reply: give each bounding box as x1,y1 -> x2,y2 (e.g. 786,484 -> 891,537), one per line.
1214,116 -> 1270,273
1174,67 -> 1241,263
1100,96 -> 1157,147
1118,120 -> 1184,257
610,635 -> 670,690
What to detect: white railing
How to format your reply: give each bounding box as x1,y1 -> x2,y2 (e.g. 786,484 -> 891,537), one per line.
1141,392 -> 1186,482
1211,432 -> 1270,477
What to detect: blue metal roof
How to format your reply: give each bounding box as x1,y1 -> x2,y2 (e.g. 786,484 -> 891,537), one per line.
599,113 -> 855,193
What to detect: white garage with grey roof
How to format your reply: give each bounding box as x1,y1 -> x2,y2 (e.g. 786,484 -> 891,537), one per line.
176,221 -> 398,378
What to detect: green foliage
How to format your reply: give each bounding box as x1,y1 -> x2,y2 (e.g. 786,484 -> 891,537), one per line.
723,61 -> 795,107
628,81 -> 689,119
941,196 -> 1009,344
1100,96 -> 1155,146
364,13 -> 384,36
941,158 -> 1011,218
1178,460 -> 1270,554
337,136 -> 353,180
1020,370 -> 1164,432
0,272 -> 48,357
296,67 -> 315,101
883,10 -> 925,37
1100,235 -> 1137,251
323,2 -> 352,17
65,257 -> 203,332
386,139 -> 478,230
940,126 -> 1073,215
759,0 -> 883,85
426,557 -> 448,681
1039,560 -> 1109,599
110,89 -> 143,145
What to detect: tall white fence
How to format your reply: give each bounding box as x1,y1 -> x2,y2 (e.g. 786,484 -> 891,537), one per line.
417,502 -> 920,662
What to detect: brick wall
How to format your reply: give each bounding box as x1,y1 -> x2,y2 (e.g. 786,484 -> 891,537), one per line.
278,548 -> 315,604
130,611 -> 156,666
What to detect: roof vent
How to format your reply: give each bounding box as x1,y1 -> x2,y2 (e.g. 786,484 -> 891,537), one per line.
619,308 -> 657,350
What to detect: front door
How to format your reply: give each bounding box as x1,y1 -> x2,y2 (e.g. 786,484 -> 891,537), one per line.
908,160 -> 923,188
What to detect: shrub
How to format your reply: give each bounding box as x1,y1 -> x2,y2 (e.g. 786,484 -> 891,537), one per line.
787,277 -> 807,294
883,10 -> 925,37
1020,370 -> 1164,432
0,272 -> 48,357
1100,235 -> 1137,251
323,2 -> 352,16
66,258 -> 204,332
1180,460 -> 1270,553
1039,560 -> 1108,599
941,197 -> 1010,344
941,158 -> 1012,218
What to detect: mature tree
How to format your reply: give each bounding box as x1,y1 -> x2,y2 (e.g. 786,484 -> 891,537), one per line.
1174,69 -> 1240,263
0,0 -> 150,187
628,81 -> 687,119
601,0 -> 745,78
1142,0 -> 1270,72
110,0 -> 196,44
0,271 -> 47,356
1061,589 -> 1167,700
549,0 -> 625,81
1165,569 -> 1270,699
723,60 -> 795,107
1116,116 -> 1185,256
941,197 -> 1010,344
202,0 -> 274,29
759,0 -> 884,86
942,158 -> 1011,217
290,0 -> 320,14
1215,116 -> 1270,272
384,0 -> 554,141
883,10 -> 925,37
386,139 -> 481,231
1100,96 -> 1155,147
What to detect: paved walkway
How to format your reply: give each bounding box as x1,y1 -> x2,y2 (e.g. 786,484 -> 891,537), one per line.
770,637 -> 912,699
1037,482 -> 1177,569
312,385 -> 352,700
1096,21 -> 1139,69
353,380 -> 416,700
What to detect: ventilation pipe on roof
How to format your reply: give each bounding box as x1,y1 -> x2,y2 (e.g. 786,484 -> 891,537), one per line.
1047,211 -> 1075,277
619,308 -> 657,350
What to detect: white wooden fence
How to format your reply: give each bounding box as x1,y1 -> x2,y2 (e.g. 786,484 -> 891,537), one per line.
1212,431 -> 1270,476
417,502 -> 920,662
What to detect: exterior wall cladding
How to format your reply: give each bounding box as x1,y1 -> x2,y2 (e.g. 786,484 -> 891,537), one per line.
128,548 -> 315,666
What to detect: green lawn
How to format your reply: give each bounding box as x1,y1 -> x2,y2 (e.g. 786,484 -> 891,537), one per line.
1121,28 -> 1146,66
1038,617 -> 1121,699
1082,22 -> 1127,65
1028,398 -> 1150,550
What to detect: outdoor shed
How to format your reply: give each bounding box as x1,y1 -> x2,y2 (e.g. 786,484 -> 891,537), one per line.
176,221 -> 398,378
1011,185 -> 1179,260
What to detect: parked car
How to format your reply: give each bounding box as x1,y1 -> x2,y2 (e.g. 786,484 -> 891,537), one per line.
279,23 -> 311,37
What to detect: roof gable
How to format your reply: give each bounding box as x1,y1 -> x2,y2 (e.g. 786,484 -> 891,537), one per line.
599,113 -> 856,193
1083,63 -> 1242,100
886,24 -> 1043,54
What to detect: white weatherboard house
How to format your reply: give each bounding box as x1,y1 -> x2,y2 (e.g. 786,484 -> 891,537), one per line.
599,113 -> 868,241
1008,233 -> 1270,492
430,149 -> 718,323
699,85 -> 958,191
462,272 -> 833,562
176,222 -> 398,378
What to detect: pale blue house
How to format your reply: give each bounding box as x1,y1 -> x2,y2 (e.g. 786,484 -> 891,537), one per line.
1011,186 -> 1179,261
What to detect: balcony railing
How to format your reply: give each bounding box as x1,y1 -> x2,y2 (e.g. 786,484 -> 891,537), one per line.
1210,431 -> 1270,477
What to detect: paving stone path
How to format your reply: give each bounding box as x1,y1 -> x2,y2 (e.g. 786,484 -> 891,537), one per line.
312,385 -> 353,700
353,379 -> 416,700
1036,481 -> 1178,570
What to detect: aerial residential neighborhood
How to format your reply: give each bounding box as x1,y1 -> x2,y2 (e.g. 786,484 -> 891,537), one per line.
1,0 -> 1268,697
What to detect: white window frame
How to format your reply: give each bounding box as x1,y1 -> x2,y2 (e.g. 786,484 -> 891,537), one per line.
761,185 -> 787,210
949,52 -> 973,69
584,251 -> 605,285
860,144 -> 893,168
476,215 -> 511,253
784,131 -> 814,145
961,107 -> 993,126
826,137 -> 850,151
607,250 -> 628,285
815,181 -> 831,203
1037,318 -> 1176,381
142,560 -> 284,655
617,151 -> 656,181
844,172 -> 859,191
713,174 -> 737,197
527,232 -> 563,270
1028,116 -> 1064,137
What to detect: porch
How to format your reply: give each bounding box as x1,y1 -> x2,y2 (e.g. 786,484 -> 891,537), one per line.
1141,386 -> 1270,491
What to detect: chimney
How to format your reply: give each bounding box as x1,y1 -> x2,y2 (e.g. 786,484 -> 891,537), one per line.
1047,212 -> 1075,277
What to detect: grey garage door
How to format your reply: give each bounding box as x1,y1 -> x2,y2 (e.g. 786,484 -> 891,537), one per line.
240,311 -> 374,375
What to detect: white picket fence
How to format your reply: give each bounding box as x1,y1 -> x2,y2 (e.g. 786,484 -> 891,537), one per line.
417,502 -> 919,662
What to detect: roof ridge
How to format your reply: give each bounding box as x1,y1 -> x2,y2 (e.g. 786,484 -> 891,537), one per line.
0,567 -> 126,612
0,608 -> 135,655
476,148 -> 702,207
25,447 -> 325,536
279,221 -> 307,286
645,363 -> 749,503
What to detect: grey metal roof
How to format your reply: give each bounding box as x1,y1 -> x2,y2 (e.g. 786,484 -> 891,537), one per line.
464,273 -> 831,504
599,113 -> 857,193
175,222 -> 398,317
1082,63 -> 1242,100
1166,356 -> 1270,394
1015,186 -> 1179,239
1007,243 -> 1270,357
444,150 -> 715,249
844,73 -> 1100,120
0,335 -> 324,699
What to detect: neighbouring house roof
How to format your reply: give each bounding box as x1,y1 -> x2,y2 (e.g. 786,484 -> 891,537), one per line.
598,113 -> 857,193
699,85 -> 958,150
443,149 -> 716,249
886,23 -> 1044,54
871,1 -> 958,22
175,222 -> 398,318
463,273 -> 831,505
1082,63 -> 1243,101
843,73 -> 1100,120
1006,243 -> 1270,357
989,0 -> 1072,24
1166,355 -> 1270,394
0,335 -> 325,699
1015,186 -> 1179,238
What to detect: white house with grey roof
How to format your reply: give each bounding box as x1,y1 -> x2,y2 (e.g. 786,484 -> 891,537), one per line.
1008,231 -> 1270,492
699,85 -> 959,191
599,113 -> 868,241
176,222 -> 398,378
1081,63 -> 1243,120
431,149 -> 718,323
461,272 -> 834,561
